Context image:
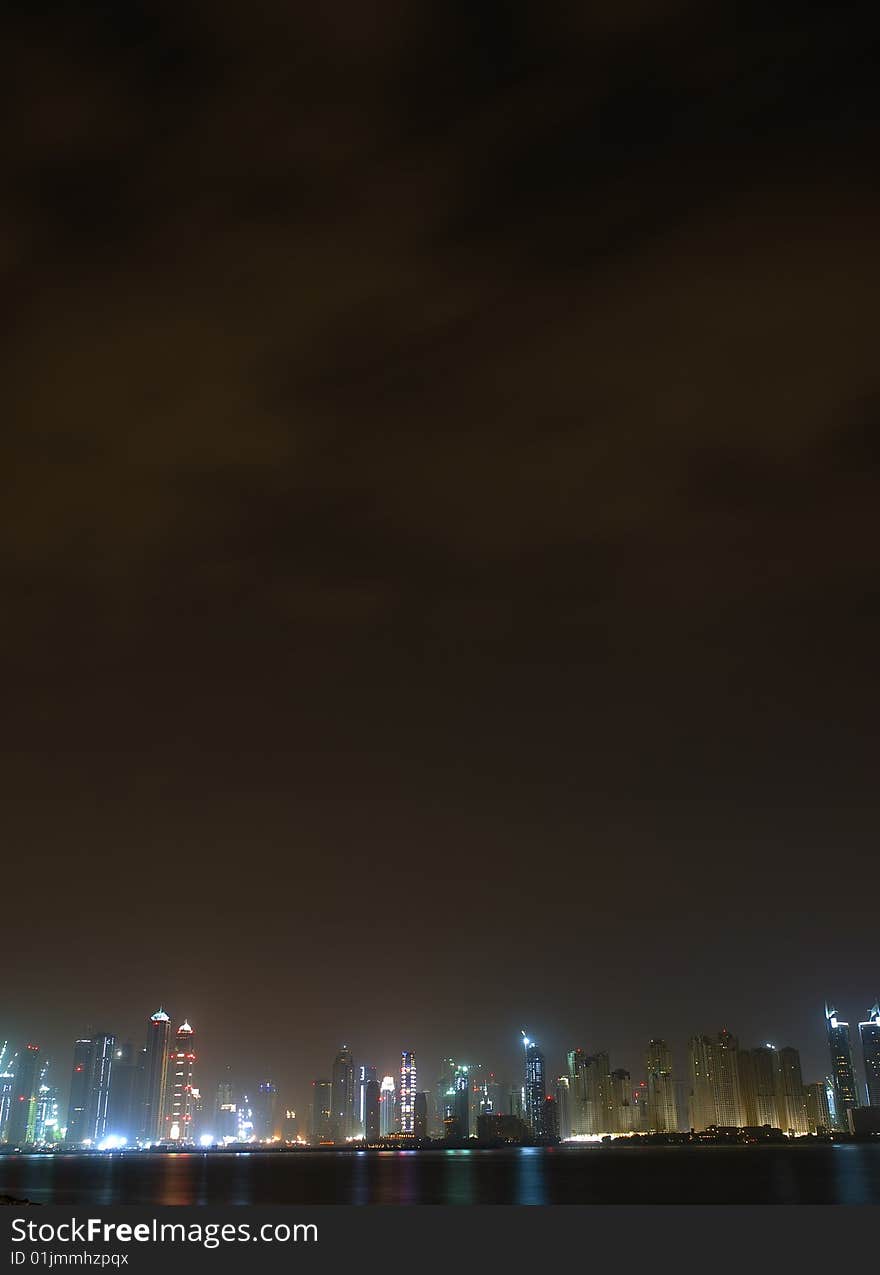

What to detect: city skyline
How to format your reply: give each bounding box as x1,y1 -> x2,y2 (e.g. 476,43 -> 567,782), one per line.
3,997 -> 879,1148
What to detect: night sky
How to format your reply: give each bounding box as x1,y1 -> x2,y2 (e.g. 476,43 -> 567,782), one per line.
4,1 -> 879,1112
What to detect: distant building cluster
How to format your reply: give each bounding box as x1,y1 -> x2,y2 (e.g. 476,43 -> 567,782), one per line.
1,1002 -> 878,1149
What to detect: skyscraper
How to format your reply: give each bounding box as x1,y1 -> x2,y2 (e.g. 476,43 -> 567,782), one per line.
310,1079 -> 332,1143
141,1008 -> 172,1142
32,1061 -> 61,1145
330,1045 -> 354,1141
739,1046 -> 780,1127
399,1050 -> 417,1134
252,1080 -> 279,1141
645,1039 -> 678,1133
566,1048 -> 588,1135
610,1068 -> 635,1133
0,1044 -> 15,1141
355,1064 -> 377,1136
379,1075 -> 396,1136
688,1030 -> 745,1130
859,1002 -> 880,1107
7,1043 -> 40,1146
804,1081 -> 833,1133
776,1046 -> 809,1134
451,1065 -> 470,1139
825,1004 -> 859,1128
85,1032 -> 116,1143
66,1038 -> 95,1144
107,1042 -> 144,1141
522,1031 -> 548,1140
554,1075 -> 572,1139
414,1091 -> 428,1139
364,1078 -> 380,1141
165,1020 -> 196,1143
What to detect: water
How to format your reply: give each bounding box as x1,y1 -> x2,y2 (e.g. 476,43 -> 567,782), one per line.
2,1145 -> 880,1205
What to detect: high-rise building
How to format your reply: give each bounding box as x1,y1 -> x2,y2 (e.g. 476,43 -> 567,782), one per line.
582,1052 -> 614,1134
688,1030 -> 745,1130
355,1065 -> 377,1137
379,1075 -> 396,1136
804,1081 -> 833,1133
364,1079 -> 380,1141
399,1050 -> 417,1135
7,1043 -> 40,1145
566,1048 -> 588,1135
776,1047 -> 809,1134
610,1068 -> 635,1133
555,1076 -> 572,1139
645,1039 -> 678,1133
330,1046 -> 354,1141
310,1080 -> 332,1143
0,1043 -> 16,1141
858,1002 -> 880,1107
215,1071 -> 241,1142
85,1032 -> 116,1143
66,1038 -> 95,1144
414,1091 -> 428,1139
253,1080 -> 279,1141
825,1004 -> 859,1128
436,1059 -> 456,1138
107,1042 -> 144,1142
739,1046 -> 780,1127
450,1065 -> 470,1139
522,1031 -> 548,1140
141,1008 -> 172,1142
32,1061 -> 61,1145
165,1020 -> 196,1143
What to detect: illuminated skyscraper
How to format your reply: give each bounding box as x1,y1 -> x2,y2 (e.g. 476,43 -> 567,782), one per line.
310,1080 -> 332,1142
364,1078 -> 380,1141
399,1050 -> 417,1134
610,1068 -> 635,1133
66,1038 -> 95,1144
165,1020 -> 196,1143
859,1002 -> 880,1107
85,1032 -> 116,1143
522,1031 -> 549,1140
355,1064 -> 377,1136
414,1091 -> 428,1139
583,1052 -> 614,1134
645,1039 -> 678,1133
450,1065 -> 470,1139
141,1008 -> 171,1141
555,1076 -> 571,1139
253,1079 -> 279,1140
379,1075 -> 396,1136
107,1042 -> 144,1141
688,1030 -> 745,1130
32,1061 -> 61,1145
330,1045 -> 354,1141
0,1044 -> 15,1141
776,1047 -> 809,1134
804,1080 -> 832,1133
825,1004 -> 859,1127
566,1048 -> 588,1135
7,1043 -> 40,1145
739,1046 -> 780,1127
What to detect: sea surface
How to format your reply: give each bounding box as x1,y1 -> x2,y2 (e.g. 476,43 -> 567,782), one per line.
2,1145 -> 880,1205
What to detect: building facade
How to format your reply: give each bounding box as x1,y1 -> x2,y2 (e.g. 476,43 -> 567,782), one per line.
399,1050 -> 417,1135
859,1003 -> 880,1107
141,1008 -> 172,1142
825,1004 -> 860,1128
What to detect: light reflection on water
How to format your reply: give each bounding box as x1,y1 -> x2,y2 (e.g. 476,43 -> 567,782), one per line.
1,1146 -> 879,1205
